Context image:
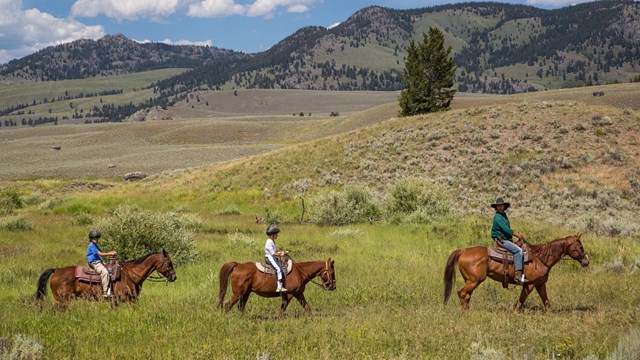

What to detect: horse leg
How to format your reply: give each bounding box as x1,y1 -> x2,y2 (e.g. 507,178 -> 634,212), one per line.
294,293 -> 313,315
224,292 -> 242,312
514,284 -> 535,311
238,291 -> 251,312
457,279 -> 482,310
535,283 -> 551,310
279,293 -> 291,318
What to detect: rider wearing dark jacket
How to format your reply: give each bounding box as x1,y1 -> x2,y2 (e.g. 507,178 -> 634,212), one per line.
491,197 -> 527,284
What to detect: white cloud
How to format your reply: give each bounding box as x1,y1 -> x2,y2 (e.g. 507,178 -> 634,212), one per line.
71,0 -> 182,21
0,0 -> 105,64
187,0 -> 318,18
187,0 -> 246,18
246,0 -> 317,18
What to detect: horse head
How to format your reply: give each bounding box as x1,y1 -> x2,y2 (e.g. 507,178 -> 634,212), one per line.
319,258 -> 336,291
157,249 -> 177,282
566,233 -> 589,267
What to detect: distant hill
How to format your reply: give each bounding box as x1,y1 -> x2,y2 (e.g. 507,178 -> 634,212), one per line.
211,0 -> 639,93
1,1 -> 639,124
0,34 -> 248,81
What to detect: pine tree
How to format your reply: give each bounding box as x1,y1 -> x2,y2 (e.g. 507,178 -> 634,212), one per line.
399,27 -> 456,117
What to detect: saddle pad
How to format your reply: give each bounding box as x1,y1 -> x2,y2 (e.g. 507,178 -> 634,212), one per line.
488,247 -> 531,263
255,259 -> 293,275
74,265 -> 119,283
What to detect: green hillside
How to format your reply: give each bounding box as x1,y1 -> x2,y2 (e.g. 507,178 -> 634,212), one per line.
1,84 -> 640,359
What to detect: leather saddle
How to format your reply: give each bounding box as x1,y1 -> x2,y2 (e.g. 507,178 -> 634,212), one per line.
74,260 -> 122,283
489,239 -> 531,288
255,258 -> 293,275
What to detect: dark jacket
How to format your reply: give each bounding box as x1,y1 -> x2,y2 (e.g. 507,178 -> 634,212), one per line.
491,211 -> 513,240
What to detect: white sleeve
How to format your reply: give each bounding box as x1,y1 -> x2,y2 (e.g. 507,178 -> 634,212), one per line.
265,239 -> 277,257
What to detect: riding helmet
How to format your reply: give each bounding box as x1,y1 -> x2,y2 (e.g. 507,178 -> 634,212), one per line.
88,229 -> 102,239
266,224 -> 280,236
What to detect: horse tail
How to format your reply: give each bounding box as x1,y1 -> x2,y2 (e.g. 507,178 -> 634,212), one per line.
36,268 -> 55,300
217,262 -> 238,308
444,249 -> 462,305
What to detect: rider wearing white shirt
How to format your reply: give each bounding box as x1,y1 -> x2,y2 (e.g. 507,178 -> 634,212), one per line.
264,224 -> 288,292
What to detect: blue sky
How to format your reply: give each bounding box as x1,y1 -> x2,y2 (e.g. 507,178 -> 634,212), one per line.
1,0 -> 593,65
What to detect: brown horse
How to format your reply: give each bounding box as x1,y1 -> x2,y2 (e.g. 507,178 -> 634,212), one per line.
218,258 -> 336,316
36,250 -> 176,304
444,234 -> 589,310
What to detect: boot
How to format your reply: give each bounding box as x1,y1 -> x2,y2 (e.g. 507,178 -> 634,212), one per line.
514,271 -> 527,284
276,283 -> 288,292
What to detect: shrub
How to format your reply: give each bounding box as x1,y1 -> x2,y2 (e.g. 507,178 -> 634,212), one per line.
0,334 -> 45,360
217,205 -> 241,215
20,192 -> 45,206
309,190 -> 354,226
0,190 -> 22,215
0,216 -> 33,231
73,213 -> 94,226
607,328 -> 640,360
385,179 -> 451,224
176,213 -> 204,231
97,206 -> 198,265
309,186 -> 380,226
263,207 -> 283,224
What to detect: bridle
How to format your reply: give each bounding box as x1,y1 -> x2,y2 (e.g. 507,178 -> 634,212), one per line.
291,257 -> 335,290
119,253 -> 175,283
565,237 -> 588,262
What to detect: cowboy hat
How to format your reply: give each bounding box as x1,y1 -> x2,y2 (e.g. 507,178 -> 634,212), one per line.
490,197 -> 510,210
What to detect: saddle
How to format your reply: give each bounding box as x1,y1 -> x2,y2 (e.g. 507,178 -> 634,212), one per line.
74,260 -> 122,283
255,258 -> 293,275
488,239 -> 531,288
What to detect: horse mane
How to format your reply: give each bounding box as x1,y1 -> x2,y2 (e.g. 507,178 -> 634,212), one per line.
528,235 -> 574,258
124,252 -> 159,264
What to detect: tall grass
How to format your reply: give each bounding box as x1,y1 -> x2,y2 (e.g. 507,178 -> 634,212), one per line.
2,213 -> 639,359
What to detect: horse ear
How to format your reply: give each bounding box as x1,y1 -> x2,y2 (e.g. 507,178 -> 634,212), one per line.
162,248 -> 167,256
576,233 -> 582,239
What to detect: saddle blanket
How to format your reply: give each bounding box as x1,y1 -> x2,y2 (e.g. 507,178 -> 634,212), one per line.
255,259 -> 293,275
488,246 -> 531,263
74,264 -> 120,283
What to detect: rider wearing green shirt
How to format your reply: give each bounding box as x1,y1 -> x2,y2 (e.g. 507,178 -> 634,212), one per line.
491,197 -> 527,284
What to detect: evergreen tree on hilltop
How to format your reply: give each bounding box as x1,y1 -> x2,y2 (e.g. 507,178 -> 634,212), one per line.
399,27 -> 456,117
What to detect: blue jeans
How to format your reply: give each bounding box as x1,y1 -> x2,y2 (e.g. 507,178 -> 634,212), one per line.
265,256 -> 284,283
498,238 -> 524,272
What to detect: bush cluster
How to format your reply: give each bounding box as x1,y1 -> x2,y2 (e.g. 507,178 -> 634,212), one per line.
0,190 -> 22,215
0,334 -> 44,359
309,180 -> 451,226
386,179 -> 451,224
96,205 -> 198,265
309,186 -> 380,226
0,215 -> 33,231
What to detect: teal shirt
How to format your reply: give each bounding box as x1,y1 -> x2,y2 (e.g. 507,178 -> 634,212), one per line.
491,211 -> 513,240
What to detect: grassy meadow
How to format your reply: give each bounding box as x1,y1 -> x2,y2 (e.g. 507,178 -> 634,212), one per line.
2,83 -> 640,359
1,209 -> 640,359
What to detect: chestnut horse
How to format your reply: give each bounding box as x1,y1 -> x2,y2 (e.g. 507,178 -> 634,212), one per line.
444,234 -> 589,310
36,250 -> 176,304
218,258 -> 336,316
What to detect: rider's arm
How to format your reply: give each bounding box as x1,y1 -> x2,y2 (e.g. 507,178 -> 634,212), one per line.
97,250 -> 117,257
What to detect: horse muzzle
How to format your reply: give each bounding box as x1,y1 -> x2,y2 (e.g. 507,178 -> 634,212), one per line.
325,283 -> 336,291
167,274 -> 177,282
580,255 -> 590,267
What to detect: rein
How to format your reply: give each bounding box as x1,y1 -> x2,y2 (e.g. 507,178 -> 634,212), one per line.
117,256 -> 171,283
289,256 -> 332,290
